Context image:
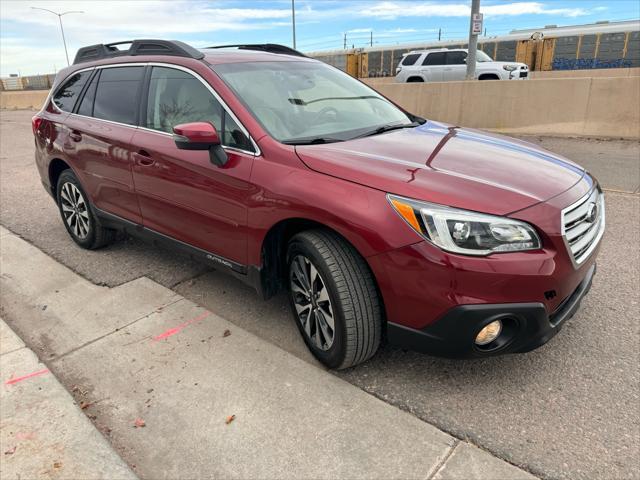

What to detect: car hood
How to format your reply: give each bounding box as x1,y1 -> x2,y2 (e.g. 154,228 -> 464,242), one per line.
294,121 -> 585,216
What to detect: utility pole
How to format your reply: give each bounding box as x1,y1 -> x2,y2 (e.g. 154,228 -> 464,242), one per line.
31,7 -> 83,66
344,33 -> 347,49
291,0 -> 297,49
466,0 -> 481,80
370,31 -> 373,47
438,28 -> 442,41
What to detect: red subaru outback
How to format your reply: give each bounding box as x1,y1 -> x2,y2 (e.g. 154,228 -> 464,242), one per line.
33,40 -> 604,369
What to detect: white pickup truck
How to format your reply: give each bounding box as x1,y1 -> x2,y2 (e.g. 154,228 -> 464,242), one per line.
395,48 -> 529,82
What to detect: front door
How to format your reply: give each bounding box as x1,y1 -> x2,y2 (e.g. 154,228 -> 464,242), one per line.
130,65 -> 258,266
443,51 -> 468,81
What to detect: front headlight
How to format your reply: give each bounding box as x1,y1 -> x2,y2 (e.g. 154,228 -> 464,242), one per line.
503,65 -> 518,71
388,194 -> 541,256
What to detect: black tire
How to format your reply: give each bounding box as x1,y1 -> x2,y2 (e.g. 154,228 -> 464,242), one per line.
286,229 -> 382,369
478,75 -> 500,80
56,170 -> 115,249
406,76 -> 424,82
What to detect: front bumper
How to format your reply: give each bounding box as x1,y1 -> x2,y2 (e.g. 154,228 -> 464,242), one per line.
387,264 -> 596,357
509,69 -> 529,80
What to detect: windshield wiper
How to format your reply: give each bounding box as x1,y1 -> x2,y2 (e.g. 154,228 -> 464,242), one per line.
282,137 -> 343,145
288,95 -> 383,106
352,122 -> 421,139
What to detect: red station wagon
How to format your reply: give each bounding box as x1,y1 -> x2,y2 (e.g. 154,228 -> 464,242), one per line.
33,40 -> 605,369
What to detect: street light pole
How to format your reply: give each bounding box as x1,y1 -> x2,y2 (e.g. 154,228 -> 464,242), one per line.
57,14 -> 70,65
291,0 -> 297,49
465,0 -> 481,80
31,7 -> 83,66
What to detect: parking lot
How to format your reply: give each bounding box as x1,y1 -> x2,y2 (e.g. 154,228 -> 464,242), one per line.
1,109 -> 639,479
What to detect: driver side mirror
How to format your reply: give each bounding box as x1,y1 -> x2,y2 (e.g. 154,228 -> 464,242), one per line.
173,122 -> 228,167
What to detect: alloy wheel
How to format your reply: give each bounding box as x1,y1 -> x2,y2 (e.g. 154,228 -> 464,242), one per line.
290,254 -> 335,351
60,182 -> 90,239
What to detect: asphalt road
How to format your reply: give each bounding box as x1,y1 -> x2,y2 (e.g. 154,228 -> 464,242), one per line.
1,109 -> 639,479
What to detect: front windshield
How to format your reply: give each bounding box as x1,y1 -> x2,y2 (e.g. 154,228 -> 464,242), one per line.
476,50 -> 493,62
213,60 -> 413,143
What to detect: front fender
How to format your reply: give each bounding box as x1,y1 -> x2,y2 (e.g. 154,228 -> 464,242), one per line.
246,154 -> 421,267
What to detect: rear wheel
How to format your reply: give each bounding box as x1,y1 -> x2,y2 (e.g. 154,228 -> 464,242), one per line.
56,170 -> 115,249
287,230 -> 382,369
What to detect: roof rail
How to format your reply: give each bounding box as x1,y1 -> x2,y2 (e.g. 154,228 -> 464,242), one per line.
206,44 -> 307,58
73,39 -> 205,65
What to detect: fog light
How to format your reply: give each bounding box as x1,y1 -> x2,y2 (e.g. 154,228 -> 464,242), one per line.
475,320 -> 502,345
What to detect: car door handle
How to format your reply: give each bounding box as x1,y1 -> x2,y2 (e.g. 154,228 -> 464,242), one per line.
69,130 -> 82,142
133,150 -> 155,166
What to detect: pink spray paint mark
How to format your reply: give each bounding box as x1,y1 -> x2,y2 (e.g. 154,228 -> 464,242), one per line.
5,369 -> 50,385
152,312 -> 210,341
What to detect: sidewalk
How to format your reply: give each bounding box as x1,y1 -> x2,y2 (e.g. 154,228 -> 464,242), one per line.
0,319 -> 136,479
0,225 -> 537,480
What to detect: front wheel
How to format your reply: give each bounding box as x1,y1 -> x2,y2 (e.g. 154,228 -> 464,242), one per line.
287,230 -> 382,369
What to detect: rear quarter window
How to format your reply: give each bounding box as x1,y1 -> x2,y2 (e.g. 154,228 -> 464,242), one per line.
53,71 -> 92,112
93,66 -> 145,125
402,54 -> 421,66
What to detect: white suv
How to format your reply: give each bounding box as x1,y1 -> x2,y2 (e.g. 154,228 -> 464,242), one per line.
395,48 -> 529,83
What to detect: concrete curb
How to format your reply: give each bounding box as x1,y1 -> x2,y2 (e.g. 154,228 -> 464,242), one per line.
0,319 -> 137,479
0,225 -> 537,479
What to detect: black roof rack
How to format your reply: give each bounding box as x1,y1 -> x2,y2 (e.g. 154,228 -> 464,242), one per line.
73,39 -> 205,65
206,44 -> 307,58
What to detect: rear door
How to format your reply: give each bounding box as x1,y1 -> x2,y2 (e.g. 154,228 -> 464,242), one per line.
420,52 -> 446,81
129,65 -> 257,266
64,65 -> 145,223
443,51 -> 468,81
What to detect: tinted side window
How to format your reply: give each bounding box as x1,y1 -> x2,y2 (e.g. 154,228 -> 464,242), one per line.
423,52 -> 446,66
93,67 -> 144,125
446,51 -> 467,65
402,54 -> 421,66
77,71 -> 99,116
53,71 -> 91,111
145,66 -> 253,152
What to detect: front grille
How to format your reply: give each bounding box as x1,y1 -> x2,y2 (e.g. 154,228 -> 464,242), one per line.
561,187 -> 605,266
519,71 -> 528,78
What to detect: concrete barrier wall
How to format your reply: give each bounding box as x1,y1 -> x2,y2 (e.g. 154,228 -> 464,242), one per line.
365,67 -> 640,85
370,76 -> 640,138
0,90 -> 48,110
2,77 -> 639,138
530,67 -> 640,79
